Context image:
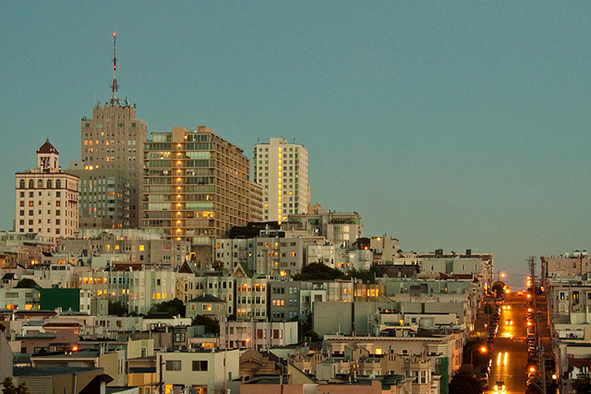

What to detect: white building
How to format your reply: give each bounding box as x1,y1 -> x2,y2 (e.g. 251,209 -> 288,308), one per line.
78,265 -> 180,314
217,228 -> 324,277
15,139 -> 79,240
158,349 -> 239,394
0,288 -> 40,311
253,229 -> 323,276
254,137 -> 309,222
235,277 -> 270,322
214,238 -> 255,271
219,321 -> 298,350
286,204 -> 363,248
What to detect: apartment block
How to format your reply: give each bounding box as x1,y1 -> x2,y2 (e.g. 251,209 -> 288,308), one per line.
157,349 -> 239,394
219,321 -> 298,350
57,229 -> 190,268
541,251 -> 591,287
268,280 -> 312,321
15,139 -> 79,240
286,204 -> 363,248
143,127 -> 250,263
235,277 -> 270,322
214,238 -> 256,272
254,137 -> 309,222
253,229 -> 323,276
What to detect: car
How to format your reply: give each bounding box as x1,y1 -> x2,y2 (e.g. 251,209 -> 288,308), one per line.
493,380 -> 506,393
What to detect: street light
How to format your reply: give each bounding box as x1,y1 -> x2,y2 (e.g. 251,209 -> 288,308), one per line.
470,345 -> 488,373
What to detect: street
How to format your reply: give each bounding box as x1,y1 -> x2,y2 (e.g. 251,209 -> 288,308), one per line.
487,293 -> 529,393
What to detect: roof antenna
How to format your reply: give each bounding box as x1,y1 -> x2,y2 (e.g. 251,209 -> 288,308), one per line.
109,32 -> 120,106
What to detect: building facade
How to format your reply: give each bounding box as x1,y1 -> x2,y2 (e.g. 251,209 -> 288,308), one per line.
15,139 -> 79,240
286,204 -> 363,248
158,349 -> 239,394
143,127 -> 250,263
79,34 -> 148,229
254,137 -> 309,222
80,102 -> 147,229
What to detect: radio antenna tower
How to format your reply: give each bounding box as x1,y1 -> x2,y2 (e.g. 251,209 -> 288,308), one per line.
109,32 -> 120,106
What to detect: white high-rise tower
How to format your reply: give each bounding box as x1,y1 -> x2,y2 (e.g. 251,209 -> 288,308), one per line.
253,138 -> 309,222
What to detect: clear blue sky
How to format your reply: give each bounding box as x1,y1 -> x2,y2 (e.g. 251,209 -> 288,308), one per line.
2,2 -> 591,288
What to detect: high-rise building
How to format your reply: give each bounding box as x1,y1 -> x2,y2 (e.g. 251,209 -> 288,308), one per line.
253,137 -> 309,222
15,139 -> 79,240
143,127 -> 251,263
78,33 -> 147,228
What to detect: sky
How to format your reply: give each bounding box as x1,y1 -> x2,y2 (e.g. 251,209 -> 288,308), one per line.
2,2 -> 591,289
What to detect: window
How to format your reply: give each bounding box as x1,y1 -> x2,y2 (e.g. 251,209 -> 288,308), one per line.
420,370 -> 427,384
192,360 -> 208,371
165,360 -> 181,371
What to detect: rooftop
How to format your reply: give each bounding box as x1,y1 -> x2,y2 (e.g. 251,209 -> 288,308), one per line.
14,366 -> 101,377
188,294 -> 225,303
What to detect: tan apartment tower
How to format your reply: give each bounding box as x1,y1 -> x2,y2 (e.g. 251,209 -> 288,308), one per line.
253,137 -> 309,222
143,127 -> 251,265
15,139 -> 79,240
79,33 -> 147,228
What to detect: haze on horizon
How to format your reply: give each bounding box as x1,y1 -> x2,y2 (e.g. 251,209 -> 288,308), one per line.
2,2 -> 591,290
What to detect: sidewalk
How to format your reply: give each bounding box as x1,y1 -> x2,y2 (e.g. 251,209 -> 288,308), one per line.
472,296 -> 494,339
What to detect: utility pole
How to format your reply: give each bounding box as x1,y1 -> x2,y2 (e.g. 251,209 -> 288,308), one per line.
529,256 -> 547,394
527,256 -> 537,311
159,354 -> 164,394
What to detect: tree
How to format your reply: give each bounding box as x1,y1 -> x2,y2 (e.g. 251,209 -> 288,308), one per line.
108,301 -> 128,317
151,298 -> 185,317
2,377 -> 29,394
462,339 -> 489,369
492,281 -> 505,297
292,263 -> 346,281
449,369 -> 483,394
14,278 -> 40,289
348,266 -> 378,284
192,315 -> 220,335
303,330 -> 320,342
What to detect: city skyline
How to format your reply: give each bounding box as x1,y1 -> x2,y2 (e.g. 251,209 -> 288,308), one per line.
3,2 -> 591,289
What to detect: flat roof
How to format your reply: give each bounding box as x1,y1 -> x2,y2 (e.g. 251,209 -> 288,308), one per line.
14,366 -> 102,377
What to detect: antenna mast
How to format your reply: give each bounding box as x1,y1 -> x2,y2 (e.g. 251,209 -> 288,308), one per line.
110,32 -> 120,106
